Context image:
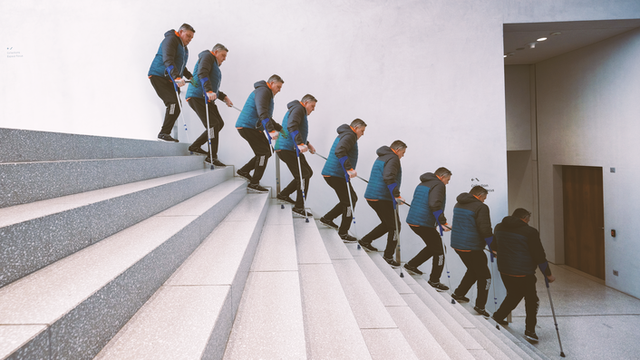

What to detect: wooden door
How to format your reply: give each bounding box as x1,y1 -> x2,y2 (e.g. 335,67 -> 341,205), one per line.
562,166 -> 605,279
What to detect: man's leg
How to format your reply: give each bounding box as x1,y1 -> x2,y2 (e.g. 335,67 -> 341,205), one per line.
454,250 -> 476,297
360,200 -> 392,245
150,76 -> 181,136
277,150 -> 299,199
523,275 -> 540,333
493,274 -> 526,321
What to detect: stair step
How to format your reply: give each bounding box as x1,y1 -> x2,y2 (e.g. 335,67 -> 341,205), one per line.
223,203 -> 306,359
318,226 -> 445,359
295,218 -> 372,359
95,193 -> 269,360
0,127 -> 190,163
0,178 -> 246,360
0,156 -> 208,208
412,277 -> 518,360
0,167 -> 232,288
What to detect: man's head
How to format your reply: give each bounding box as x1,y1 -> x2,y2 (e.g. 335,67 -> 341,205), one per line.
178,23 -> 195,46
435,167 -> 452,185
350,118 -> 367,139
512,208 -> 532,223
470,185 -> 488,202
390,140 -> 407,159
301,94 -> 317,115
211,43 -> 228,65
268,74 -> 284,95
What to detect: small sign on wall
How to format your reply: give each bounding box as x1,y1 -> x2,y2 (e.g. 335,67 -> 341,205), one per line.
471,178 -> 494,192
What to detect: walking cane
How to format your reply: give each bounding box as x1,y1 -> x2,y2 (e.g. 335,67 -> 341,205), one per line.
539,262 -> 566,357
200,78 -> 214,170
166,66 -> 189,142
339,157 -> 357,239
434,209 -> 452,297
484,237 -> 500,326
291,130 -> 309,223
388,183 -> 404,278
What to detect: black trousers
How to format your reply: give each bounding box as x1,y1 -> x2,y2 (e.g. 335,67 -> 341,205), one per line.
406,226 -> 444,283
150,76 -> 181,135
277,150 -> 312,209
188,98 -> 224,158
237,128 -> 271,185
361,200 -> 399,259
454,249 -> 491,309
494,274 -> 539,332
322,176 -> 358,235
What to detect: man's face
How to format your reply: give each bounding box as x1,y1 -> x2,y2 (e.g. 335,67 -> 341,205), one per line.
270,81 -> 283,95
438,175 -> 451,185
395,148 -> 406,159
179,30 -> 194,46
354,126 -> 366,139
304,101 -> 317,115
213,50 -> 228,65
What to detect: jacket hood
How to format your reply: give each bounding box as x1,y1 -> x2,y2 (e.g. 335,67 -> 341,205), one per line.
376,146 -> 395,157
337,124 -> 353,135
500,215 -> 528,229
456,192 -> 479,204
164,29 -> 178,38
254,80 -> 269,90
420,172 -> 438,183
287,100 -> 302,110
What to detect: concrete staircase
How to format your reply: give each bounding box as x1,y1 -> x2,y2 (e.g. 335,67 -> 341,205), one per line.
0,128 -> 549,359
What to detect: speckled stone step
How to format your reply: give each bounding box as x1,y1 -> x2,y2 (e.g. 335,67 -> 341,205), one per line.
295,217 -> 373,359
0,167 -> 232,288
223,203 -> 306,360
0,155 -> 208,208
95,193 -> 269,360
0,127 -> 190,163
0,178 -> 246,360
318,226 -> 445,359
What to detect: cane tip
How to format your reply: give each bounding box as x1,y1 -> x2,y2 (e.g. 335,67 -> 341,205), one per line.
560,352 -> 566,357
400,272 -> 404,278
281,204 -> 284,209
451,299 -> 456,304
305,218 -> 309,223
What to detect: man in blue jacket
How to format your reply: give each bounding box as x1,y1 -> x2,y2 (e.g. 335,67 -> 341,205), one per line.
235,75 -> 284,193
320,119 -> 367,242
274,95 -> 318,217
186,43 -> 233,166
491,208 -> 556,342
403,167 -> 452,291
148,24 -> 195,142
450,186 -> 493,317
358,140 -> 406,267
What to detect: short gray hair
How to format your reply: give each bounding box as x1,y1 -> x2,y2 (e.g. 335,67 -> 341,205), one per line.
179,23 -> 195,33
268,74 -> 284,84
301,94 -> 317,103
434,167 -> 452,177
212,43 -> 228,52
350,118 -> 367,128
390,140 -> 407,151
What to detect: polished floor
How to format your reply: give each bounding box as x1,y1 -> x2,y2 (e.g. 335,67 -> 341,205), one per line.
498,264 -> 640,360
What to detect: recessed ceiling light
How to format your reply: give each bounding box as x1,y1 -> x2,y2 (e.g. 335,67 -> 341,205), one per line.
537,37 -> 548,42
528,42 -> 536,49
550,32 -> 561,36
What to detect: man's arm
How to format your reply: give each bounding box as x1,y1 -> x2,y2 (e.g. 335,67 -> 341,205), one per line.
382,157 -> 401,197
254,87 -> 281,131
428,183 -> 447,224
162,36 -> 181,79
528,229 -> 552,276
476,204 -> 493,239
334,132 -> 357,170
287,106 -> 306,145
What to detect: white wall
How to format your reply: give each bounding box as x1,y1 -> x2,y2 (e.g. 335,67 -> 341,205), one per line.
2,0 -> 639,296
535,27 -> 640,298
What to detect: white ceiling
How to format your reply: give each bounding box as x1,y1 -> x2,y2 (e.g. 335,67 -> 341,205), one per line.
503,19 -> 640,65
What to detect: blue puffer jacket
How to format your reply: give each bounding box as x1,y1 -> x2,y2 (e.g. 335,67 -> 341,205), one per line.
364,146 -> 401,201
275,101 -> 307,151
186,50 -> 226,101
235,81 -> 281,132
450,192 -> 493,251
406,172 -> 446,228
148,30 -> 190,79
494,216 -> 552,276
322,124 -> 359,178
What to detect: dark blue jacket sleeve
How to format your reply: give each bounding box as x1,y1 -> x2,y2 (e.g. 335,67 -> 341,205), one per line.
287,106 -> 306,145
382,157 -> 401,197
334,133 -> 357,170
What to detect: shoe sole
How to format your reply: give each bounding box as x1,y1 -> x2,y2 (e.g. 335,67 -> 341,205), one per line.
157,139 -> 178,143
236,173 -> 252,182
247,188 -> 269,193
358,243 -> 377,252
340,237 -> 357,243
492,318 -> 508,326
525,335 -> 539,342
404,267 -> 423,276
277,198 -> 296,205
452,296 -> 469,303
319,222 -> 338,230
